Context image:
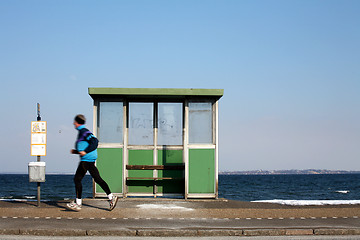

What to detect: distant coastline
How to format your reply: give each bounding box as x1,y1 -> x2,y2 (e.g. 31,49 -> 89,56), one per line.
220,169 -> 360,175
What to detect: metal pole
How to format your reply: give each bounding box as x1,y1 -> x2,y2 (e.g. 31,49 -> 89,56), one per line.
37,103 -> 41,121
37,103 -> 41,207
37,156 -> 40,207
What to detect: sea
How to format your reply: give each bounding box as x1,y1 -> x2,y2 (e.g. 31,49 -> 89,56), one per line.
1,174 -> 360,205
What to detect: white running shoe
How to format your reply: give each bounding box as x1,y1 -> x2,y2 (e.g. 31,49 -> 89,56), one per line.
109,196 -> 118,211
66,201 -> 81,211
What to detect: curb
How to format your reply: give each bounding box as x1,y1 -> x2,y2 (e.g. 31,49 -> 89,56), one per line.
314,229 -> 360,235
1,228 -> 360,237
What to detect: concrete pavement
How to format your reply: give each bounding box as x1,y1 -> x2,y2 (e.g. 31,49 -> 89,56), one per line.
1,198 -> 360,237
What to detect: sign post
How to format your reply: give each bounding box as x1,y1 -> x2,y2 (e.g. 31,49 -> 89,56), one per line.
30,103 -> 46,207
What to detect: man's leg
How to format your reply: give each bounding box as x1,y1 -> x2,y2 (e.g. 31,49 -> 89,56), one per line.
67,162 -> 87,211
87,162 -> 111,195
74,161 -> 87,202
87,162 -> 118,210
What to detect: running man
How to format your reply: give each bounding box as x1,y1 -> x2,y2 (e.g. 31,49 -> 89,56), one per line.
66,114 -> 118,211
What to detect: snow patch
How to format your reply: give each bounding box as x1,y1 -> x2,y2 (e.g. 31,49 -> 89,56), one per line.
137,203 -> 194,211
253,199 -> 360,206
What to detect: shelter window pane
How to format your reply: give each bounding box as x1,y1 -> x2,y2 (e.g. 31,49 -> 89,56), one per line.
189,102 -> 212,144
99,102 -> 123,143
129,102 -> 154,145
158,103 -> 183,145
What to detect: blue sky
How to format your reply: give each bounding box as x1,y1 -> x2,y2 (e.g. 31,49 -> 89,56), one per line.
0,0 -> 359,173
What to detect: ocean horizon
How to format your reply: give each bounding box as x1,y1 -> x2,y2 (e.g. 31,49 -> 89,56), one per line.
2,168 -> 360,175
1,173 -> 360,205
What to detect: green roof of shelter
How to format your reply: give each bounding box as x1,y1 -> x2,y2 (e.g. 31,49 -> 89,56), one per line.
88,88 -> 224,99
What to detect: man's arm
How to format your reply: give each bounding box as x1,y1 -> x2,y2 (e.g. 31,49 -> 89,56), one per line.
71,149 -> 86,156
71,149 -> 79,154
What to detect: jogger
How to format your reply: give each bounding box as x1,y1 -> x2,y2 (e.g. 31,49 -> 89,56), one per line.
66,114 -> 118,211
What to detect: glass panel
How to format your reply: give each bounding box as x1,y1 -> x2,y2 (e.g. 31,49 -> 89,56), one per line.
189,102 -> 212,144
129,102 -> 154,145
158,103 -> 183,145
99,102 -> 123,143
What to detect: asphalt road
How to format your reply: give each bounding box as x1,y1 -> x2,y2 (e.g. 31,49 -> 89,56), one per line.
2,216 -> 360,230
1,216 -> 360,235
1,198 -> 360,237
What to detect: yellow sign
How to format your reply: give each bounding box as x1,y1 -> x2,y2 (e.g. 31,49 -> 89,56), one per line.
31,121 -> 46,133
31,121 -> 47,156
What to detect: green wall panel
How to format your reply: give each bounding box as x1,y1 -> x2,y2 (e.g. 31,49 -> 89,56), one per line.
157,149 -> 184,194
188,149 -> 215,194
96,148 -> 123,194
127,149 -> 154,193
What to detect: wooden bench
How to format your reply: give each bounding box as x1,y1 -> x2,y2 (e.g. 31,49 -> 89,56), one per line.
126,164 -> 185,196
126,165 -> 184,170
126,165 -> 185,180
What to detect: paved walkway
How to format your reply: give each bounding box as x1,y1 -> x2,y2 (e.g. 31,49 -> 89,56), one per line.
1,198 -> 360,237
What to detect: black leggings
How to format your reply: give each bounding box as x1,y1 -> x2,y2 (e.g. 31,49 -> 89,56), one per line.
74,161 -> 111,199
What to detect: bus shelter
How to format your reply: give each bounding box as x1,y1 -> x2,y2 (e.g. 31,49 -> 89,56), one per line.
89,88 -> 223,199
